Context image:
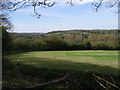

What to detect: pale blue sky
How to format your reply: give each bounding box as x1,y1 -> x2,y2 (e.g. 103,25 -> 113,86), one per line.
10,2 -> 118,33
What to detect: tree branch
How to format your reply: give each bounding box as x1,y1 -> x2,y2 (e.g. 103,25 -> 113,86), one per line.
1,0 -> 119,18
93,74 -> 120,89
12,2 -> 26,11
27,74 -> 70,88
33,4 -> 41,19
92,0 -> 103,12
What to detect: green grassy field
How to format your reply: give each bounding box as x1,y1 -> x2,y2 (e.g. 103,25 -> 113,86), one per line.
8,50 -> 118,74
3,50 -> 119,89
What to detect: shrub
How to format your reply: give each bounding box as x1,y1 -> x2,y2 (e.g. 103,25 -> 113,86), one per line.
43,39 -> 69,50
82,41 -> 92,50
69,43 -> 83,50
11,40 -> 30,52
93,44 -> 110,50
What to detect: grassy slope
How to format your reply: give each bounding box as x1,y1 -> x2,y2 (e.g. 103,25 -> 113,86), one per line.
3,50 -> 119,88
8,50 -> 118,74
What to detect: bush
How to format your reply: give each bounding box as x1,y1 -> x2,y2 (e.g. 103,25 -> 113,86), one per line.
69,43 -> 83,50
12,40 -> 32,52
10,38 -> 118,52
93,44 -> 110,50
43,39 -> 69,50
82,41 -> 92,50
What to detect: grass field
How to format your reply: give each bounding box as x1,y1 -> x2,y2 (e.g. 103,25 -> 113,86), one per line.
8,50 -> 118,74
3,50 -> 119,89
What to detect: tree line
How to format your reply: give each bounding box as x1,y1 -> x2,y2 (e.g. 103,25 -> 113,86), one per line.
3,36 -> 119,54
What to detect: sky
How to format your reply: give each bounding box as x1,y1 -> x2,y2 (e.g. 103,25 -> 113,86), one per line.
9,1 -> 118,33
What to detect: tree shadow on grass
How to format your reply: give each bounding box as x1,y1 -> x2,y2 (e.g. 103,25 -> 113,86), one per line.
2,58 -> 120,89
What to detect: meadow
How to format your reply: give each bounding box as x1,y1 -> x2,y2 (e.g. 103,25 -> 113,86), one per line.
3,50 -> 120,89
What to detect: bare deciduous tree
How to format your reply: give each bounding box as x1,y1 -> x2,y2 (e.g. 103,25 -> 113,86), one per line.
0,13 -> 13,31
0,0 -> 119,18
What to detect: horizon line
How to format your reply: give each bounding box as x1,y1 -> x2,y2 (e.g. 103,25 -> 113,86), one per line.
10,29 -> 119,33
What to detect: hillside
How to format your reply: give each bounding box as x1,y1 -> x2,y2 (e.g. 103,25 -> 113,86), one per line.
10,29 -> 119,39
47,29 -> 118,34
